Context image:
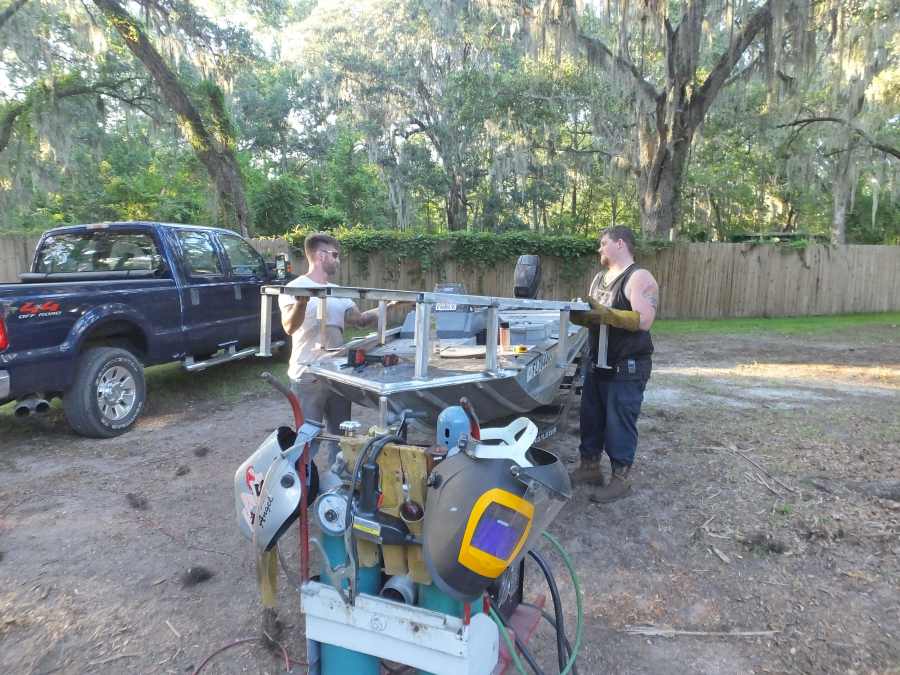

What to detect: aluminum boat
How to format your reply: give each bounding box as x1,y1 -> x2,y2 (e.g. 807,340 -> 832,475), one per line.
258,283 -> 595,430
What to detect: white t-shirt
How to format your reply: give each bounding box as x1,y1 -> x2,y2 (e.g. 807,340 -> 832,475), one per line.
279,275 -> 357,381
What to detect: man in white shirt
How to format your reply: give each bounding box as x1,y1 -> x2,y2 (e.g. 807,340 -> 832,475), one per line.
279,233 -> 400,464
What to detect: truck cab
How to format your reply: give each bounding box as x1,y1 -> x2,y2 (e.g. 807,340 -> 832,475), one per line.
0,221 -> 285,437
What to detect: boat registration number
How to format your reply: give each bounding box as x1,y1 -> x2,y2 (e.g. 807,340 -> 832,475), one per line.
526,351 -> 553,381
435,303 -> 457,311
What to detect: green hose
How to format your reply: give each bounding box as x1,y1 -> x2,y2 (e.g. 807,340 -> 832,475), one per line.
489,605 -> 529,675
541,531 -> 583,675
486,531 -> 584,675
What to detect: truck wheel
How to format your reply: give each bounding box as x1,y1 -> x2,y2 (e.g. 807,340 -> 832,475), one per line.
64,347 -> 146,438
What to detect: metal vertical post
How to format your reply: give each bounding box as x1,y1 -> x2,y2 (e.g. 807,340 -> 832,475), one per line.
317,296 -> 327,350
378,396 -> 389,429
557,309 -> 569,367
596,325 -> 611,369
258,293 -> 273,357
485,305 -> 498,373
414,301 -> 431,379
377,300 -> 387,345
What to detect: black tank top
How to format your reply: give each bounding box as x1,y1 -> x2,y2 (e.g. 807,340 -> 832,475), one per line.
587,263 -> 654,366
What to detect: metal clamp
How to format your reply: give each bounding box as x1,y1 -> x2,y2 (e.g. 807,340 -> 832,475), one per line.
309,536 -> 352,605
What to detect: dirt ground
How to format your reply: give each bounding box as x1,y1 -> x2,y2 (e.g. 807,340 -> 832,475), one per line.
1,326 -> 898,675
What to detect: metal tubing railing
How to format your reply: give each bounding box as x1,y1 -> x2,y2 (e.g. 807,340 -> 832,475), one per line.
485,305 -> 499,373
259,293 -> 274,357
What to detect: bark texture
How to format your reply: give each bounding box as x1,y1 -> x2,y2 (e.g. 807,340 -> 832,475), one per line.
550,0 -> 773,239
93,0 -> 250,236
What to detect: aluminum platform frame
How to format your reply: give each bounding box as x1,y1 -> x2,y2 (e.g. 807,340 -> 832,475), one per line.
258,285 -> 593,427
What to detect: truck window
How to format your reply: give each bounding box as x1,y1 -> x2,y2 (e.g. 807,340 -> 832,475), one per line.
35,232 -> 163,273
177,231 -> 223,276
220,234 -> 266,277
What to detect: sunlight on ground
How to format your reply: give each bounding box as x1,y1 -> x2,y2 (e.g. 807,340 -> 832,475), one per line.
659,363 -> 900,389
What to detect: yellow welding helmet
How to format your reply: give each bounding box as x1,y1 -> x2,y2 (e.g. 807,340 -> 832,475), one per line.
422,447 -> 570,601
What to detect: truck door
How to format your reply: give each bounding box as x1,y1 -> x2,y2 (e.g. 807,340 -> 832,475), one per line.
217,233 -> 270,347
175,229 -> 237,355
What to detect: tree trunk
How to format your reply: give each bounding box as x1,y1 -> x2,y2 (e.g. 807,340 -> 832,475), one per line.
446,174 -> 467,230
386,173 -> 411,230
636,102 -> 693,239
831,145 -> 854,244
570,180 -> 577,219
0,0 -> 30,31
562,0 -> 772,240
93,0 -> 250,236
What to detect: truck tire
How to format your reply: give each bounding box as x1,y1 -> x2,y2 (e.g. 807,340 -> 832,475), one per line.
64,347 -> 146,438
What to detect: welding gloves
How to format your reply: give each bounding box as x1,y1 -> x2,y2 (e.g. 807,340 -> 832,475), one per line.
570,297 -> 641,331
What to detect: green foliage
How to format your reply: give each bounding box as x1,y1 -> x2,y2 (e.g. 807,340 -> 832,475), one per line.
846,178 -> 900,245
284,226 -> 602,279
1,0 -> 898,249
652,312 -> 900,337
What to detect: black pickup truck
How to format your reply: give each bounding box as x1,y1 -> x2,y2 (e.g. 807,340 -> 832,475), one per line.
0,221 -> 286,437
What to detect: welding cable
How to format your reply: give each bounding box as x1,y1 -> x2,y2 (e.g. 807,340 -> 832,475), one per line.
192,636 -> 295,674
343,433 -> 402,596
541,531 -> 583,675
491,607 -> 546,675
519,602 -> 578,675
259,372 -> 304,428
528,550 -> 567,673
489,605 -> 530,675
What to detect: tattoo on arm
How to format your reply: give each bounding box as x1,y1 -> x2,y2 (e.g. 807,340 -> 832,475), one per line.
642,284 -> 659,310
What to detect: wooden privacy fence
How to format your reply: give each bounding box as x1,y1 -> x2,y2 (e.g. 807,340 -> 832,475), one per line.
0,236 -> 40,284
252,239 -> 900,319
2,235 -> 897,318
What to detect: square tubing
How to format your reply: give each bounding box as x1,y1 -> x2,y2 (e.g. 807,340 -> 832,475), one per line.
317,296 -> 327,350
485,305 -> 499,373
259,293 -> 273,357
596,325 -> 611,369
377,301 -> 387,345
557,310 -> 569,368
414,301 -> 432,379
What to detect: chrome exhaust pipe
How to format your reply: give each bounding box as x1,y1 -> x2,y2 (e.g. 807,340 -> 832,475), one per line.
33,399 -> 51,415
14,396 -> 39,418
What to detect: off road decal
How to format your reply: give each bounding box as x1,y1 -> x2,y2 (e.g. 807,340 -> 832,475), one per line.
17,301 -> 62,319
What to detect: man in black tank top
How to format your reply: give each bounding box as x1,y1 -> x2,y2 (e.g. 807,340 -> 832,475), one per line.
569,227 -> 659,503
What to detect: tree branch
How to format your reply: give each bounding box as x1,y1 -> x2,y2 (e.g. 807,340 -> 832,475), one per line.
577,33 -> 661,107
0,77 -> 148,154
93,0 -> 250,234
0,0 -> 30,32
689,0 -> 772,128
777,117 -> 900,160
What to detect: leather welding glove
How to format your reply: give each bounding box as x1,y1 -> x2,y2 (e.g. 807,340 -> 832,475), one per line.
587,297 -> 642,331
569,308 -> 606,328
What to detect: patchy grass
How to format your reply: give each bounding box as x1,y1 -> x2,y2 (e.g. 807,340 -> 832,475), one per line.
0,352 -> 290,429
654,312 -> 900,336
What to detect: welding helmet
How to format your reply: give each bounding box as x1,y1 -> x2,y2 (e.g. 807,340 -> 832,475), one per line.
252,452 -> 319,552
234,427 -> 293,541
234,426 -> 319,548
422,445 -> 571,601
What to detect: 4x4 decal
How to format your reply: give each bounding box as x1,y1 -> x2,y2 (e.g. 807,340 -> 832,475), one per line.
17,301 -> 62,318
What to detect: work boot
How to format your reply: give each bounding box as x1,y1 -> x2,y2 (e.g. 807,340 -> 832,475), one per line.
589,463 -> 632,503
570,458 -> 606,487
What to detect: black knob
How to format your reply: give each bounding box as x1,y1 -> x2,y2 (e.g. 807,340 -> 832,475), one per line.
281,474 -> 295,488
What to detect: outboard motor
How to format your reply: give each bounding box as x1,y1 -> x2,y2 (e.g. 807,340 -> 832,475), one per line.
514,255 -> 541,299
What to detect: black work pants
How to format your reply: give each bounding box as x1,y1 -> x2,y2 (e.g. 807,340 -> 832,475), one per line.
578,359 -> 651,467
